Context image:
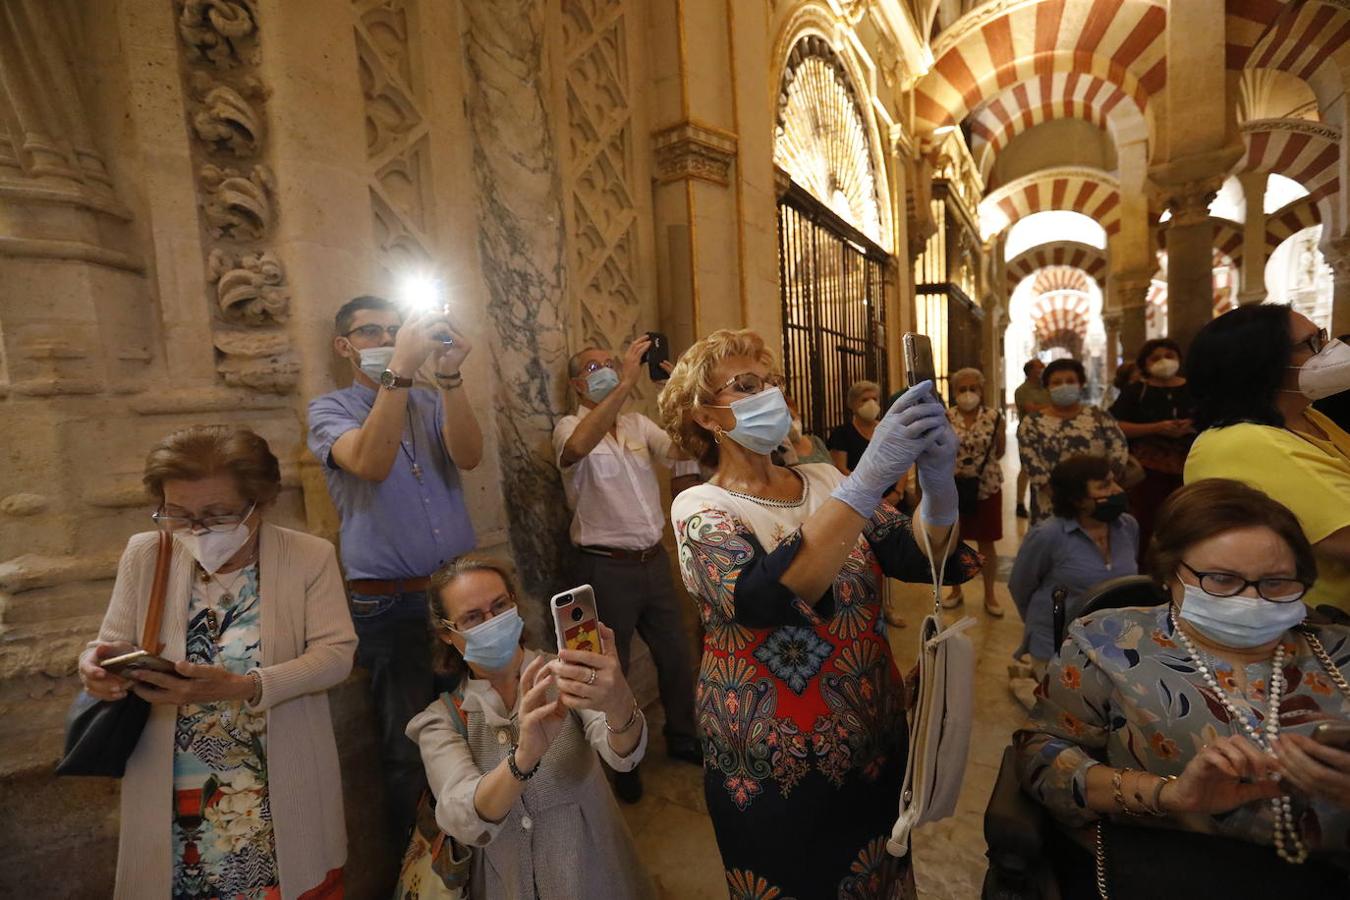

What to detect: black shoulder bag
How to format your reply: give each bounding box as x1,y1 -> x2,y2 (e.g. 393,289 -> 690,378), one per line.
56,531 -> 173,777
955,412 -> 1003,516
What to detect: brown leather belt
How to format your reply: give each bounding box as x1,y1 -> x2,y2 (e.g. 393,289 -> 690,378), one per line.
579,544 -> 663,563
347,576 -> 431,596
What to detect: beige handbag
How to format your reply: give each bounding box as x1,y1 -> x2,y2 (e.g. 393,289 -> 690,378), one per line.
887,529 -> 976,857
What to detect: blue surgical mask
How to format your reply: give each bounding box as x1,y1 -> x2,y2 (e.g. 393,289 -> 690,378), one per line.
1178,582 -> 1306,649
460,607 -> 525,670
715,387 -> 793,456
1049,384 -> 1081,407
357,346 -> 395,382
586,368 -> 620,403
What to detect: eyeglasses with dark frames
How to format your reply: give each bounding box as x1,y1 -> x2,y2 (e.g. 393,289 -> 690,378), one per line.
343,323 -> 401,342
1178,561 -> 1307,603
1291,327 -> 1329,356
580,359 -> 617,375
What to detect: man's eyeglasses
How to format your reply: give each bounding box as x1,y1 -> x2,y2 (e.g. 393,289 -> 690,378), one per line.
1178,561 -> 1308,603
580,360 -> 617,375
1292,327 -> 1329,356
152,502 -> 256,534
440,594 -> 517,632
344,324 -> 400,342
714,372 -> 786,397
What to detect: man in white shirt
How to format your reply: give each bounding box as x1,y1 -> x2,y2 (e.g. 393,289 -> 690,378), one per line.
553,337 -> 701,802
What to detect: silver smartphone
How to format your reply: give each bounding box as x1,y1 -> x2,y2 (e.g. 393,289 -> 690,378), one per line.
902,332 -> 936,388
100,649 -> 178,676
550,584 -> 604,654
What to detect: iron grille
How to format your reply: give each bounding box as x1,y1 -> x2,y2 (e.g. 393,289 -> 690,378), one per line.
777,183 -> 891,440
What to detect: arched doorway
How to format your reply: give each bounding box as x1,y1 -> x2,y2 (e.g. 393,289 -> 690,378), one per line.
774,35 -> 891,437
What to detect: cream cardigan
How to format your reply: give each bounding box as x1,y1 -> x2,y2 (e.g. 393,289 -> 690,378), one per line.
94,523 -> 356,900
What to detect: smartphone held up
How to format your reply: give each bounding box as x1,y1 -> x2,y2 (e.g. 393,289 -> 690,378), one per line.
641,331 -> 670,382
551,585 -> 604,654
902,332 -> 936,397
400,272 -> 455,347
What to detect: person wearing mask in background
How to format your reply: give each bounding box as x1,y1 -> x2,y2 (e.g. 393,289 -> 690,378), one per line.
1313,332 -> 1350,433
830,380 -> 907,507
1186,304 -> 1350,614
408,557 -> 654,899
1017,358 -> 1128,524
777,394 -> 832,466
1110,339 -> 1195,563
307,294 -> 482,839
553,337 -> 703,804
1007,454 -> 1137,710
1014,359 -> 1050,518
943,367 -> 1006,616
1100,361 -> 1140,412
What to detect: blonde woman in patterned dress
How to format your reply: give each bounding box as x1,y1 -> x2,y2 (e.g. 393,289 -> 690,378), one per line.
944,367 -> 1006,616
77,426 -> 355,899
657,329 -> 979,899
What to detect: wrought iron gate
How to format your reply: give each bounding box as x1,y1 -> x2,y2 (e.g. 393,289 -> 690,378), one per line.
777,183 -> 891,439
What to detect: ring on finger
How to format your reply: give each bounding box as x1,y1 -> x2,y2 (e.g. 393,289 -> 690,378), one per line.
585,666 -> 597,686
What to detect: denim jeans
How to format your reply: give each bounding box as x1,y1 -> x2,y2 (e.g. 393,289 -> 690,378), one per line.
349,589 -> 434,840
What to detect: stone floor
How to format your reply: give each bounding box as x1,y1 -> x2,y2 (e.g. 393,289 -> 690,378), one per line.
625,446 -> 1034,899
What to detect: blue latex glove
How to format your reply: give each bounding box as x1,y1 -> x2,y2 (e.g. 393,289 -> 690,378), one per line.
917,412 -> 960,527
831,381 -> 947,519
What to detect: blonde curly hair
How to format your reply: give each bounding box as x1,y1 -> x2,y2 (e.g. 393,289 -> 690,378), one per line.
657,329 -> 782,467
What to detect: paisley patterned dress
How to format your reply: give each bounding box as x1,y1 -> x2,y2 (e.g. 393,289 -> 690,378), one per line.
671,463 -> 979,899
172,564 -> 278,900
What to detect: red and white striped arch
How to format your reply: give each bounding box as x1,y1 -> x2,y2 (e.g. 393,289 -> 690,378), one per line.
1239,119 -> 1341,206
1265,195 -> 1322,255
915,0 -> 1167,136
1237,1 -> 1350,110
1030,286 -> 1092,353
980,167 -> 1122,238
1004,240 -> 1108,294
969,71 -> 1148,178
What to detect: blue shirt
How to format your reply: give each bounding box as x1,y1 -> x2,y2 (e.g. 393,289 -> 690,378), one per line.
1007,514 -> 1139,660
307,383 -> 476,580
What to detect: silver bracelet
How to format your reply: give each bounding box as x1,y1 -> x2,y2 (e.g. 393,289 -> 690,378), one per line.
605,699 -> 642,735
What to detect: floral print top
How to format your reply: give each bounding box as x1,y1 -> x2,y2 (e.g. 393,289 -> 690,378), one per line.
1015,605 -> 1350,856
948,406 -> 1004,500
671,463 -> 979,807
172,564 -> 278,899
1017,407 -> 1128,523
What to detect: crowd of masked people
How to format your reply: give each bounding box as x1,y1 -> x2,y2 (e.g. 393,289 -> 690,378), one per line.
70,293 -> 1350,899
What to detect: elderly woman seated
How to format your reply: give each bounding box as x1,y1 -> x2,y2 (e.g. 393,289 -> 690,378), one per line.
1015,479 -> 1350,894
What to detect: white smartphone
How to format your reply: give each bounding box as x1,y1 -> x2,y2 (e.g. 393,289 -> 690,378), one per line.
550,584 -> 604,654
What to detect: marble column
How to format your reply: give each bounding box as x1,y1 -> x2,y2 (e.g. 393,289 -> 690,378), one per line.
458,0 -> 573,596
1103,312 -> 1122,381
1238,172 -> 1269,304
1164,185 -> 1220,349
1112,271 -> 1152,358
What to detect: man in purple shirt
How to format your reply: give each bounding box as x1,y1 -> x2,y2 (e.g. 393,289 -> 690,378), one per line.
307,295 -> 481,837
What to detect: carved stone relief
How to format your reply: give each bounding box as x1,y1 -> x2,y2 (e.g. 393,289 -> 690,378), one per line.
173,0 -> 295,392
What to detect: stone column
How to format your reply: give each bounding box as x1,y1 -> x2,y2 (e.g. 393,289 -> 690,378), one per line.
1112,271 -> 1152,358
1239,171 -> 1269,304
457,0 -> 573,597
1325,237 -> 1350,338
1163,183 -> 1220,349
1103,312 -> 1122,381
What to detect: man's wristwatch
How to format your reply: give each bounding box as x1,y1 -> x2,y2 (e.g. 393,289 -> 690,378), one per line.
379,369 -> 413,390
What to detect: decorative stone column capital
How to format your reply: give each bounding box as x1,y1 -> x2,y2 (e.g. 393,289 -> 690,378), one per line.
1321,234 -> 1350,281
1112,271 -> 1154,308
651,120 -> 738,187
1163,182 -> 1221,228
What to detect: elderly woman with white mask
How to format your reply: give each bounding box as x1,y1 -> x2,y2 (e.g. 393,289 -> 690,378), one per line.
944,367 -> 1006,615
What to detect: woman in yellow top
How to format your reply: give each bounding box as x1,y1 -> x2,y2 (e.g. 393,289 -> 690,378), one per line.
1185,304 -> 1350,612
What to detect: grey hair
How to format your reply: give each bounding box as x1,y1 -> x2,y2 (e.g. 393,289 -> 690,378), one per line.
567,346 -> 609,379
951,367 -> 985,388
846,380 -> 881,408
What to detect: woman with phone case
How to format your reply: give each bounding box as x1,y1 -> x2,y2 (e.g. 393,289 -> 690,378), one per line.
658,329 -> 979,899
408,556 -> 654,899
1016,479 -> 1350,893
76,426 -> 355,899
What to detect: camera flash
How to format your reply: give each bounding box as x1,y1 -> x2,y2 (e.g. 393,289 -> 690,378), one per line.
400,272 -> 441,313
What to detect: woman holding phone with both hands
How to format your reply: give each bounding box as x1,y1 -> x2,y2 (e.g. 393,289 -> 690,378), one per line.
77,425 -> 355,900
408,556 -> 655,899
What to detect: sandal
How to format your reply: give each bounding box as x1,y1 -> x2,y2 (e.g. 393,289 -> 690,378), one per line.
984,599 -> 1005,618
941,592 -> 964,610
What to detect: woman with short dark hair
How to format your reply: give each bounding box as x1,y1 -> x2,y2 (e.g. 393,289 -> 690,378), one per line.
1017,358 -> 1128,522
407,555 -> 653,899
77,426 -> 355,898
1186,304 -> 1350,613
1008,454 -> 1138,689
1015,479 -> 1350,894
1110,337 -> 1195,562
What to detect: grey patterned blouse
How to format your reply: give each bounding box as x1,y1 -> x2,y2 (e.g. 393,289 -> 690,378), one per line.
1017,406 -> 1128,523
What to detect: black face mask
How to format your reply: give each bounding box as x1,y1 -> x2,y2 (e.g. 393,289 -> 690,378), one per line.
1091,492 -> 1128,523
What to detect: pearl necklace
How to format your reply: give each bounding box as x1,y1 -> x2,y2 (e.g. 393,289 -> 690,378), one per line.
1169,609 -> 1306,863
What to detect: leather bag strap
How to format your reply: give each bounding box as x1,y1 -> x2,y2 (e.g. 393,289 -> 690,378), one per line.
139,531 -> 173,654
